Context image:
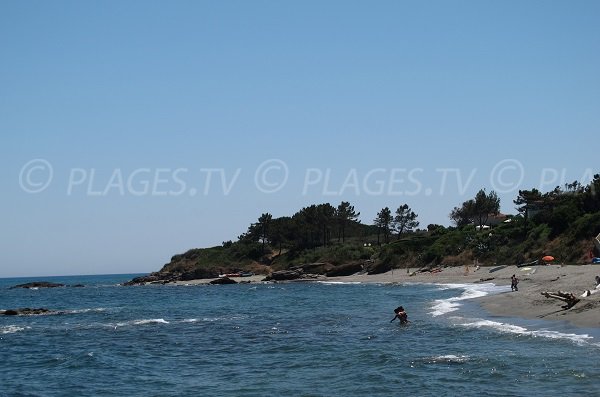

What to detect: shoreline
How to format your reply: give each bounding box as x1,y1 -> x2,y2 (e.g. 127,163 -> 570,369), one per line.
333,264 -> 600,329
173,264 -> 600,329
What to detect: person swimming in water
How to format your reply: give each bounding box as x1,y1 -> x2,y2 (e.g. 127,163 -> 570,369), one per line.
390,306 -> 408,324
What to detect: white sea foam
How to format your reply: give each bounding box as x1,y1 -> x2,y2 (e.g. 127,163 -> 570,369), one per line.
317,281 -> 362,285
66,308 -> 108,314
1,325 -> 30,334
182,318 -> 199,323
132,319 -> 169,326
430,283 -> 508,316
426,354 -> 471,364
458,319 -> 595,346
111,318 -> 170,327
201,317 -> 221,322
428,283 -> 598,346
199,315 -> 247,322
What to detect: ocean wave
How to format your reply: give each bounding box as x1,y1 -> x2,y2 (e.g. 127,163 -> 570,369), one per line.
430,283 -> 509,316
422,354 -> 471,364
316,281 -> 362,285
458,319 -> 595,346
197,315 -> 248,322
64,308 -> 108,314
1,325 -> 30,334
107,318 -> 170,328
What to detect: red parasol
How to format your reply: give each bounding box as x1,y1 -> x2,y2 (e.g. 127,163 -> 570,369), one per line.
542,255 -> 555,262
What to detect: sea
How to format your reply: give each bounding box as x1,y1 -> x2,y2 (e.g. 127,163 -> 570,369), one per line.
1,274 -> 599,396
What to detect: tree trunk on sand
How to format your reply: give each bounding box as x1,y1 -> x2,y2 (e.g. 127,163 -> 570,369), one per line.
541,291 -> 580,309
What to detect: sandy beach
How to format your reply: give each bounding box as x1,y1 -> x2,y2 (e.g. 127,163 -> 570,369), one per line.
177,264 -> 600,328
335,264 -> 600,328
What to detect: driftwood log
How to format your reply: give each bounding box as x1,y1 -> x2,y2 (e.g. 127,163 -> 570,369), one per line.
541,291 -> 580,309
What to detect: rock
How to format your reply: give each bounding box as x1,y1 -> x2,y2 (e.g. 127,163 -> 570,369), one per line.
1,308 -> 55,315
70,284 -> 85,288
210,277 -> 237,285
10,282 -> 64,289
123,273 -> 164,286
264,270 -> 303,281
180,268 -> 219,281
366,261 -> 392,275
326,263 -> 364,277
124,268 -> 221,286
299,263 -> 335,274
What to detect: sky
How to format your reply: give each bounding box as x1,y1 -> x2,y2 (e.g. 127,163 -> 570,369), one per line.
1,1 -> 599,277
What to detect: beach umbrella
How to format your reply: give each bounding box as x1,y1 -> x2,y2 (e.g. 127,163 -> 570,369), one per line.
542,255 -> 555,262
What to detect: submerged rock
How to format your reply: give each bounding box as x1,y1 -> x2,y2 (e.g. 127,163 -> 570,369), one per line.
10,282 -> 64,289
1,308 -> 55,316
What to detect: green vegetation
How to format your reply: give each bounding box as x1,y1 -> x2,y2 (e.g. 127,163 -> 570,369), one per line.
158,175 -> 600,277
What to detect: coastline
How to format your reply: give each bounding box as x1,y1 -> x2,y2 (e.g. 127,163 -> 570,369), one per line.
332,264 -> 600,329
173,264 -> 600,329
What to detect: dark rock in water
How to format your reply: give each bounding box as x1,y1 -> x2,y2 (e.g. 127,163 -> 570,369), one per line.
70,284 -> 85,288
1,308 -> 55,316
264,270 -> 303,281
10,282 -> 65,289
123,273 -> 165,286
210,277 -> 237,285
124,268 -> 220,286
326,263 -> 364,277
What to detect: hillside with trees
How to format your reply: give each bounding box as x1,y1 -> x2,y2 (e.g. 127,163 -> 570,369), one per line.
129,175 -> 600,283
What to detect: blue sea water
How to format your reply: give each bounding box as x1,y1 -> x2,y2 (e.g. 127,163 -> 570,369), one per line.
1,274 -> 599,396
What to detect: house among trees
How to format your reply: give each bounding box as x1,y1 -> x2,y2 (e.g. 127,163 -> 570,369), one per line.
474,213 -> 512,230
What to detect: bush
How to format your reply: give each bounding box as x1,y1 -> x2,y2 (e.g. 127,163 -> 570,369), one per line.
570,212 -> 600,239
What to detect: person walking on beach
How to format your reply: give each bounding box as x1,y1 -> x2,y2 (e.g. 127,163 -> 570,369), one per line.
511,274 -> 519,291
390,306 -> 408,324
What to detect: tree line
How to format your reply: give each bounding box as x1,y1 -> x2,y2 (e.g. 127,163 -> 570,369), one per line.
237,201 -> 420,254
233,173 -> 600,257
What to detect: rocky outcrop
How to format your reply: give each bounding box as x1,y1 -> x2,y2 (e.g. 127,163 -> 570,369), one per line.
124,268 -> 222,286
209,277 -> 237,285
180,268 -> 220,281
299,262 -> 335,274
263,269 -> 304,281
1,308 -> 56,315
326,263 -> 364,277
123,272 -> 180,286
10,282 -> 64,289
366,261 -> 392,275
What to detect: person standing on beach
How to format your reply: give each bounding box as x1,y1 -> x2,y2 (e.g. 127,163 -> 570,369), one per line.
511,274 -> 519,291
390,306 -> 408,324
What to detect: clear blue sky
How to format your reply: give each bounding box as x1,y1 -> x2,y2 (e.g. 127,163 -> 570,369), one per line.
1,1 -> 599,277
